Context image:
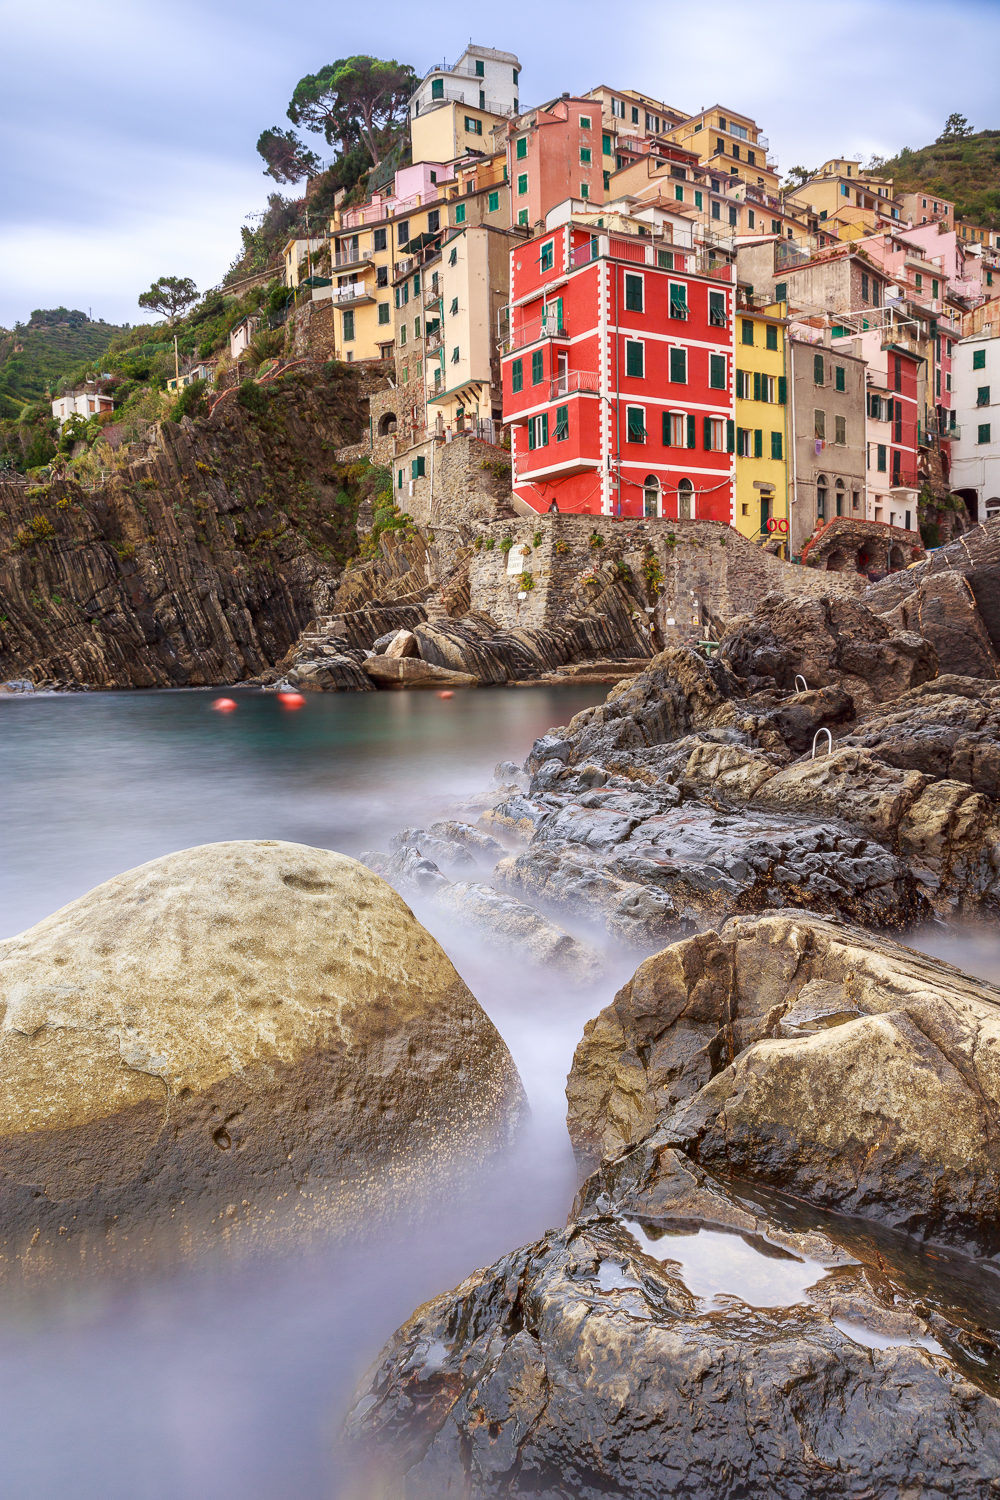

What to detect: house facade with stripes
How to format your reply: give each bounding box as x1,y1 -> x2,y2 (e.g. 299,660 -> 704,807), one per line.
501,201 -> 736,519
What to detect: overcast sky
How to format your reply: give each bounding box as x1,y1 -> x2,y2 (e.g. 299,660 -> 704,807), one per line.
2,0 -> 996,329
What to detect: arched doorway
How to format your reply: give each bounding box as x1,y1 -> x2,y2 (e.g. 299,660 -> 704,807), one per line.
953,486 -> 980,523
835,478 -> 845,517
377,412 -> 398,437
643,475 -> 660,518
888,546 -> 905,570
987,498 -> 1000,521
826,549 -> 850,572
677,478 -> 693,520
816,473 -> 828,522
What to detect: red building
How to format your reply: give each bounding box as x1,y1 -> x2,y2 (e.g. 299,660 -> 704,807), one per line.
885,343 -> 921,490
501,208 -> 735,519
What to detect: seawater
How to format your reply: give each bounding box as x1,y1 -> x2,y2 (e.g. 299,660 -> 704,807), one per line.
0,685 -> 628,1500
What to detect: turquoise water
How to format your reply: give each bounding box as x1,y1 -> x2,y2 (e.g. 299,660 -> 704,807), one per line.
0,684 -> 620,1500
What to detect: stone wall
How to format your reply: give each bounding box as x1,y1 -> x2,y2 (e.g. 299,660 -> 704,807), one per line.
802,515 -> 924,574
289,300 -> 339,362
468,516 -> 864,644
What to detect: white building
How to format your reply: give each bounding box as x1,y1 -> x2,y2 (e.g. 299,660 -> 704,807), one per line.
951,332 -> 1000,523
51,386 -> 114,425
409,45 -> 521,123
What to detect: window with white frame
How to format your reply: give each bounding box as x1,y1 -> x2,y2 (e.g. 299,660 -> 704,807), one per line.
626,405 -> 646,442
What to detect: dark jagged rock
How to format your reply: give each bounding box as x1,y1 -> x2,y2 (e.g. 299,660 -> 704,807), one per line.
842,679 -> 1000,798
719,591 -> 938,706
567,910 -> 1000,1256
345,1203 -> 1000,1500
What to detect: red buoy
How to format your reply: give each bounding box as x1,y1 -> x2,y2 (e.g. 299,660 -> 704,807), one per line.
278,691 -> 307,709
436,690 -> 454,700
212,697 -> 238,712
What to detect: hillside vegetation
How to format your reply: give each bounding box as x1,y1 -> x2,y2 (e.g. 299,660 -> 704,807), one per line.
0,310 -> 123,421
879,129 -> 1000,229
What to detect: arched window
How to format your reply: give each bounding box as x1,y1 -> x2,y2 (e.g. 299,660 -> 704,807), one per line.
835,477 -> 845,516
643,474 -> 660,518
677,477 -> 693,520
816,474 -> 828,519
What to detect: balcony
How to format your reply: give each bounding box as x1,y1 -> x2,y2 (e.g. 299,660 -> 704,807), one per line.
423,284 -> 442,309
549,370 -> 600,398
334,248 -> 374,272
506,312 -> 568,351
328,282 -> 375,308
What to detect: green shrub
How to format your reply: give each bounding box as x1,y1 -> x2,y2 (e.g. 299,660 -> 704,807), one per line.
173,379 -> 208,422
236,379 -> 268,417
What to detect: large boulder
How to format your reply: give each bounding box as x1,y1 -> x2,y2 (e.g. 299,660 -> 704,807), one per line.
0,842 -> 525,1269
344,1195 -> 1000,1499
867,569 -> 1000,680
719,591 -> 938,705
362,656 -> 478,689
567,911 -> 1000,1255
842,677 -> 1000,798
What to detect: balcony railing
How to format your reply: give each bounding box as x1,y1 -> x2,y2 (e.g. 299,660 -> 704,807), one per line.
506,312 -> 568,351
329,282 -> 375,307
423,284 -> 442,308
334,248 -> 374,271
549,370 -> 600,398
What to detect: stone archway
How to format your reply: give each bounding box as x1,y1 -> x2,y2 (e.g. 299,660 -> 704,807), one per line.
825,549 -> 850,572
889,545 -> 905,570
378,412 -> 398,437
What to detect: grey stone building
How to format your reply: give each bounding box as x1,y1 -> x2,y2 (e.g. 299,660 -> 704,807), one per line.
789,335 -> 868,557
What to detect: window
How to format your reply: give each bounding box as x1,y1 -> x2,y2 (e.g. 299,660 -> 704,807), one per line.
832,365 -> 845,392
861,273 -> 869,303
625,341 -> 644,377
410,456 -> 425,480
658,250 -> 674,270
817,477 -> 827,518
397,469 -> 403,490
579,115 -> 591,129
488,190 -> 499,213
669,283 -> 687,319
398,219 -> 410,244
625,273 -> 643,311
976,385 -> 993,410
732,145 -> 740,160
748,210 -> 755,228
835,479 -> 845,516
748,151 -> 756,168
669,346 -> 687,383
474,59 -> 484,76
643,476 -> 659,517
631,106 -> 639,123
449,247 -> 457,266
729,206 -> 738,227
974,348 -> 987,369
712,200 -> 721,221
376,265 -> 388,287
527,413 -> 549,449
695,190 -> 703,210
840,183 -> 849,197
454,203 -> 466,224
516,136 -> 527,160
581,147 -> 592,164
709,291 -> 726,327
464,117 -> 482,135
580,183 -> 590,199
373,227 -> 387,252
741,318 -> 754,346
626,406 -> 646,442
835,414 -> 846,445
815,409 -> 826,439
611,97 -> 624,118
761,323 -> 776,352
754,429 -> 763,458
915,273 -> 923,292
703,416 -> 726,450
604,171 -> 610,190
770,431 -> 783,460
540,240 -> 554,272
675,185 -> 684,202
431,77 -> 443,99
516,172 -> 528,197
343,309 -> 355,341
378,302 -> 390,325
555,405 -> 569,441
399,324 -> 406,345
662,412 -> 686,446
979,423 -> 992,444
736,426 -> 753,456
710,353 -> 726,389
518,209 -> 528,226
603,133 -> 612,155
449,297 -> 458,316
426,209 -> 440,233
531,349 -> 544,384
932,279 -> 939,298
877,443 -> 887,471
511,359 -> 523,393
513,68 -> 519,84
893,355 -> 902,393
814,353 -> 824,385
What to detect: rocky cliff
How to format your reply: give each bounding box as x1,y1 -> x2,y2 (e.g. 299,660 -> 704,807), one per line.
0,366 -> 369,688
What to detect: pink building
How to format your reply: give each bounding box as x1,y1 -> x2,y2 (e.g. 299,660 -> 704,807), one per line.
504,97 -> 608,230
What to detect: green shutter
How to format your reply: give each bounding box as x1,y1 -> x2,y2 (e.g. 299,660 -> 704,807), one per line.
511,358 -> 523,393
835,366 -> 845,391
766,325 -> 778,350
488,191 -> 499,213
603,133 -> 611,155
753,370 -> 761,401
626,341 -> 644,377
727,419 -> 735,453
411,459 -> 418,479
754,429 -> 763,458
742,319 -> 754,345
703,415 -> 712,450
771,431 -> 782,460
687,414 -> 696,448
624,274 -> 643,311
814,353 -> 824,385
774,281 -> 787,302
662,411 -> 671,446
736,370 -> 744,399
528,420 -> 535,451
455,203 -> 465,223
516,136 -> 527,159
710,354 -> 725,389
777,376 -> 787,405
555,405 -> 569,440
531,349 -> 543,384
541,412 -> 549,445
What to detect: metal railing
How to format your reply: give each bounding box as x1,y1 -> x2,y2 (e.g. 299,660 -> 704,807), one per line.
334,248 -> 373,270
329,282 -> 374,306
549,370 -> 600,398
506,313 -> 568,351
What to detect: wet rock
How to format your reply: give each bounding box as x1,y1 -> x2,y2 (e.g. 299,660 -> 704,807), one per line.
413,616 -> 509,685
766,683 -> 855,753
0,842 -> 526,1268
362,657 -> 478,689
345,1205 -> 1000,1500
426,821 -> 505,861
843,683 -> 1000,799
288,655 -> 373,692
481,794 -> 561,842
430,882 -> 604,983
567,910 -> 1000,1255
719,591 -> 938,706
389,829 -> 475,873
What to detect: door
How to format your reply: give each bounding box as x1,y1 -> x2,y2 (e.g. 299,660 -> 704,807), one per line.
760,494 -> 771,534
678,480 -> 693,520
556,351 -> 568,396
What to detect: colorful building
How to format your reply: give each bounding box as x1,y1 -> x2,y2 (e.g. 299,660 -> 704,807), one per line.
796,159 -> 901,238
504,98 -> 609,230
501,203 -> 735,519
788,335 -> 868,557
856,334 -> 923,527
951,331 -> 1000,524
732,298 -> 789,546
408,44 -> 520,123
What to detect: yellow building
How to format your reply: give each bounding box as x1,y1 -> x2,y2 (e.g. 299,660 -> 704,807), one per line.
411,100 -> 510,169
664,106 -> 780,198
733,299 -> 790,547
796,159 -> 900,240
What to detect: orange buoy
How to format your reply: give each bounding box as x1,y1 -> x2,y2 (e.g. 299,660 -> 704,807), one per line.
278,691 -> 307,708
436,690 -> 454,700
212,697 -> 238,712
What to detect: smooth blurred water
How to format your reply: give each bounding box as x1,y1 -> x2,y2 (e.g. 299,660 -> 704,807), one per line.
0,684 -> 630,1500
